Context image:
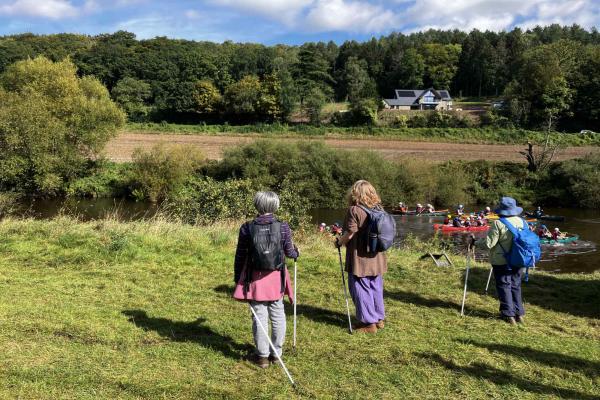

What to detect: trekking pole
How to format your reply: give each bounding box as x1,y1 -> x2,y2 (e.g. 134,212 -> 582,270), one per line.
337,245 -> 353,334
484,266 -> 494,294
460,247 -> 473,316
249,305 -> 295,386
293,258 -> 297,350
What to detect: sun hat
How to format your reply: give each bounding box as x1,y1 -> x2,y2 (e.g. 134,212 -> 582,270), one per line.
494,196 -> 523,216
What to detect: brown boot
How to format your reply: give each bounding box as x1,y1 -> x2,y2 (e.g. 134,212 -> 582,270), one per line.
353,323 -> 377,334
252,354 -> 270,369
376,320 -> 385,329
268,354 -> 280,364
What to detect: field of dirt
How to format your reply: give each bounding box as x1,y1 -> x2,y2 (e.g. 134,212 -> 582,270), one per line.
105,132 -> 599,163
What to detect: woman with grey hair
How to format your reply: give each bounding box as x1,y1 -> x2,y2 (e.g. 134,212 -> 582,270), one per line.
233,191 -> 299,368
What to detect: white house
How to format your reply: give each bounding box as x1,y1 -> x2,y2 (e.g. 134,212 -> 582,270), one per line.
383,88 -> 452,111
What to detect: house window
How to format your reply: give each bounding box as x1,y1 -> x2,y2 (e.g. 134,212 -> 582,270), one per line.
424,95 -> 435,103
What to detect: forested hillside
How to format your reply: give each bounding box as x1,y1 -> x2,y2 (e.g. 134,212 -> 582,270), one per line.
1,25 -> 598,129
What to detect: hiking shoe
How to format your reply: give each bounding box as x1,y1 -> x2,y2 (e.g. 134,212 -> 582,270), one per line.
252,355 -> 270,369
516,315 -> 525,324
268,354 -> 280,364
353,323 -> 377,334
503,316 -> 517,326
376,320 -> 385,329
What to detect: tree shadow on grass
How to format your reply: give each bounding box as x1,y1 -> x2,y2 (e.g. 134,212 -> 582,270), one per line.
467,268 -> 600,319
418,352 -> 598,400
384,289 -> 498,319
213,284 -> 349,328
122,309 -> 252,361
456,339 -> 600,379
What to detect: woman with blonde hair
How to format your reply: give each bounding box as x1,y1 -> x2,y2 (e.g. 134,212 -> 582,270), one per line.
336,180 -> 388,333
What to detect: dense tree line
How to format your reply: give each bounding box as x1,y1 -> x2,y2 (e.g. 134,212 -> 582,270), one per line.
0,25 -> 598,130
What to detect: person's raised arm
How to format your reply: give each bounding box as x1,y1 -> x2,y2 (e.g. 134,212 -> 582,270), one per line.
474,220 -> 501,250
336,207 -> 357,248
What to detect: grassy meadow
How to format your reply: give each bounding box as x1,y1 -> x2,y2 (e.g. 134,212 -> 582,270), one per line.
0,217 -> 598,399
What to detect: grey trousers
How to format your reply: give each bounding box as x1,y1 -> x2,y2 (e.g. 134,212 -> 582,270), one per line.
250,299 -> 286,358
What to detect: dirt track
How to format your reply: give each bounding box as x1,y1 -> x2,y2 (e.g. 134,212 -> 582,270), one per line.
105,132 -> 599,163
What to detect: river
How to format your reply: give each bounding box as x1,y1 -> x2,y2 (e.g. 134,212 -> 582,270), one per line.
312,207 -> 599,274
10,198 -> 599,274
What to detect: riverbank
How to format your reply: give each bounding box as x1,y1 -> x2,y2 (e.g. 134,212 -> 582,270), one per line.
1,217 -> 598,399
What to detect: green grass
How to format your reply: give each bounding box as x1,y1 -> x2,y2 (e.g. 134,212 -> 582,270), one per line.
0,217 -> 598,398
126,122 -> 600,146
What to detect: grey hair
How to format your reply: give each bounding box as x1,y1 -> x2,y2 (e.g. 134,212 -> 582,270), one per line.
254,191 -> 280,215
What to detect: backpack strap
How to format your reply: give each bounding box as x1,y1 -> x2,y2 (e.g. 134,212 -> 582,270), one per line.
358,205 -> 372,215
499,217 -> 519,235
497,218 -> 516,269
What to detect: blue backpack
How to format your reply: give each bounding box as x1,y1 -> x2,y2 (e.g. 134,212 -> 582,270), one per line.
499,217 -> 541,280
359,206 -> 397,254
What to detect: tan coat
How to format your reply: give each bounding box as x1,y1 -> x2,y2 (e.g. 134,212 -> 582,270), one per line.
343,206 -> 388,277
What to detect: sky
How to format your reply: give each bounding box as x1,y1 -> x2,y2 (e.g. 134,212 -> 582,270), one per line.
0,0 -> 598,44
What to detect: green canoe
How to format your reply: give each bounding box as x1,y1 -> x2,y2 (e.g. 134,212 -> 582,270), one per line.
540,234 -> 579,245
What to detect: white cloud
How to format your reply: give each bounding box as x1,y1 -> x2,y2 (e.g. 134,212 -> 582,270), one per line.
209,0 -> 599,34
306,0 -> 398,32
0,0 -> 78,19
210,0 -> 313,26
184,9 -> 201,19
0,0 -> 149,19
402,0 -> 599,32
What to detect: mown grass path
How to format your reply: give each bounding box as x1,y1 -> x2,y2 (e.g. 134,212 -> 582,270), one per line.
0,218 -> 598,399
106,132 -> 600,163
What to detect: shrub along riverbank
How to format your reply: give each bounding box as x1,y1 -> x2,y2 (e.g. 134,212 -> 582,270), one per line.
2,141 -> 599,224
67,141 -> 600,218
126,122 -> 600,146
0,217 -> 598,398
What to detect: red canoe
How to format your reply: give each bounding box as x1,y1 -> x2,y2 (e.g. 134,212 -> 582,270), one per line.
433,224 -> 490,232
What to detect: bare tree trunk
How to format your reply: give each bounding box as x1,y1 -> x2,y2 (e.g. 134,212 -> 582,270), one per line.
520,142 -> 537,172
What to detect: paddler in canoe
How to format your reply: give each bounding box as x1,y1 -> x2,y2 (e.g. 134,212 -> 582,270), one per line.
394,202 -> 408,214
476,214 -> 487,227
425,203 -> 435,213
552,227 -> 565,241
443,214 -> 451,225
415,203 -> 426,214
537,224 -> 551,239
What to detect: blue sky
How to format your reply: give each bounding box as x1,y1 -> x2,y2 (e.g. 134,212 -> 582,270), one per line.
0,0 -> 598,44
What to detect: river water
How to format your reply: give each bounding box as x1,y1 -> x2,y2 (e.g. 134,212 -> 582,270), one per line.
9,198 -> 599,274
311,207 -> 599,274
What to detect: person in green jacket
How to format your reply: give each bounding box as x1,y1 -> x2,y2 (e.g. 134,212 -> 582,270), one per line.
471,197 -> 526,325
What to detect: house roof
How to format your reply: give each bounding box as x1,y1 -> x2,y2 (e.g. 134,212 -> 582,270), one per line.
384,88 -> 452,106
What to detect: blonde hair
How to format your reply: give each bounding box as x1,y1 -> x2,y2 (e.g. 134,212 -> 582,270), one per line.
347,180 -> 381,208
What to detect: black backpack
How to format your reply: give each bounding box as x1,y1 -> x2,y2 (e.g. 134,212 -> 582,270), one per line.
249,221 -> 284,271
244,220 -> 285,293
